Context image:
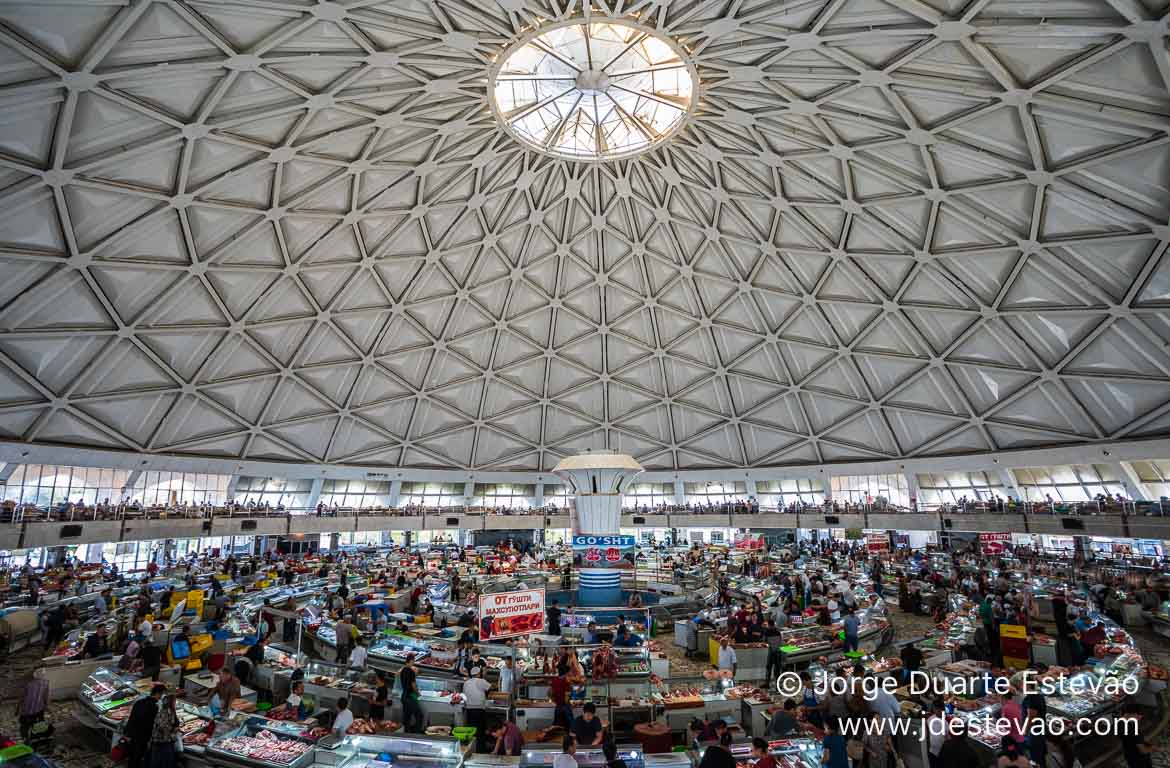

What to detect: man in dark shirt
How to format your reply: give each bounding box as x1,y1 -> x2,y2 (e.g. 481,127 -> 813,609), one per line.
141,642 -> 164,681
572,702 -> 604,746
937,724 -> 982,768
766,700 -> 799,737
399,656 -> 423,733
80,626 -> 110,659
546,600 -> 562,636
900,641 -> 923,682
1022,668 -> 1048,766
697,732 -> 736,768
1121,703 -> 1154,768
763,618 -> 783,682
42,605 -> 65,651
126,684 -> 164,768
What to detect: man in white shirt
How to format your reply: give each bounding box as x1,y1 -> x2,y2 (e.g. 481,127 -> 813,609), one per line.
332,697 -> 354,736
463,668 -> 493,751
349,639 -> 368,669
137,617 -> 153,644
717,637 -> 737,677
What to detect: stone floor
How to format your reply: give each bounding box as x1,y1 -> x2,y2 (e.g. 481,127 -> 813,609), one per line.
0,607 -> 1166,768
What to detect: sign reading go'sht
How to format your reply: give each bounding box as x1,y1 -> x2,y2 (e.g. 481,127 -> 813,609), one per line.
478,588 -> 546,640
572,535 -> 636,548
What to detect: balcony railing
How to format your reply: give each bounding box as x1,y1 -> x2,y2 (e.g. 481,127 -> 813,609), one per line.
2,496 -> 1167,525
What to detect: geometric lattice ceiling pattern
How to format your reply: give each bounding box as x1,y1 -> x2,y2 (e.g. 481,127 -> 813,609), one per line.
0,0 -> 1168,472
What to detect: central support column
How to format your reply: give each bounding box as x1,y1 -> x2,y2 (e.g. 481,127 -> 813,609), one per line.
552,453 -> 643,606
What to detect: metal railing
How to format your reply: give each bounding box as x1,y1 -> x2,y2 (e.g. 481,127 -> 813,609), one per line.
2,496 -> 1167,525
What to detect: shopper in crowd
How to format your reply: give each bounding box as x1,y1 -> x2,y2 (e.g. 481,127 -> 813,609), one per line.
125,684 -> 164,768
698,732 -> 735,768
936,721 -> 981,768
551,666 -> 574,728
767,700 -> 799,738
820,718 -> 849,768
492,719 -> 524,756
332,697 -> 354,737
1120,700 -> 1155,768
349,636 -> 368,669
370,671 -> 388,723
603,740 -> 628,768
750,738 -> 776,768
996,736 -> 1029,768
553,735 -> 578,768
150,694 -> 180,768
399,655 -> 423,733
842,608 -> 859,653
717,637 -> 737,677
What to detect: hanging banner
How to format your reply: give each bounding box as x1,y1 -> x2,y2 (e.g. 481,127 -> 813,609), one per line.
734,533 -> 765,550
980,532 -> 1011,555
866,533 -> 890,553
478,588 -> 546,640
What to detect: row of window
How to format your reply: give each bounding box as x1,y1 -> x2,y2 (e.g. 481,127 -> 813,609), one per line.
2,462 -> 1167,510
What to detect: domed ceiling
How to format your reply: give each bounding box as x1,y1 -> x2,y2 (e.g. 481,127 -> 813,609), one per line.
0,0 -> 1168,471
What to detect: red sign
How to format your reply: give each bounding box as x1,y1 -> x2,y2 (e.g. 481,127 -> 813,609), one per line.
478,588 -> 546,640
980,532 -> 1011,554
866,534 -> 890,553
585,547 -> 601,563
734,533 -> 765,550
605,547 -> 621,562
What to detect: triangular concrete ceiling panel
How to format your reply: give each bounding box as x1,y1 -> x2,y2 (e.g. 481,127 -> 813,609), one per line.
0,0 -> 1166,469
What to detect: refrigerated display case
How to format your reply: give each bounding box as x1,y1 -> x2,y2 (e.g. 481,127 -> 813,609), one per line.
282,658 -> 376,715
206,716 -> 318,768
519,742 -> 642,768
77,667 -> 145,728
329,732 -> 464,768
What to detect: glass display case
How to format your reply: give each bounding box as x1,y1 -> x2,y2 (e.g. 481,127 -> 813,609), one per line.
367,633 -> 460,675
726,737 -> 823,768
79,668 -> 144,726
520,742 -> 642,768
331,733 -> 463,768
298,658 -> 376,706
207,716 -> 318,768
177,700 -> 216,751
777,625 -> 833,664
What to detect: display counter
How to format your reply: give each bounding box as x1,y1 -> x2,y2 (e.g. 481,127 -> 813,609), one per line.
519,742 -> 642,768
282,658 -> 376,716
205,716 -> 319,768
368,633 -> 461,676
701,737 -> 822,768
75,667 -> 148,738
327,733 -> 464,768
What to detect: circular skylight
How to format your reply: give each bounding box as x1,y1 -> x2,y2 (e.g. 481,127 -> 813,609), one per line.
490,20 -> 696,160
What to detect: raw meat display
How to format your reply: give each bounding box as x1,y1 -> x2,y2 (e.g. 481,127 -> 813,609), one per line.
215,731 -> 312,766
